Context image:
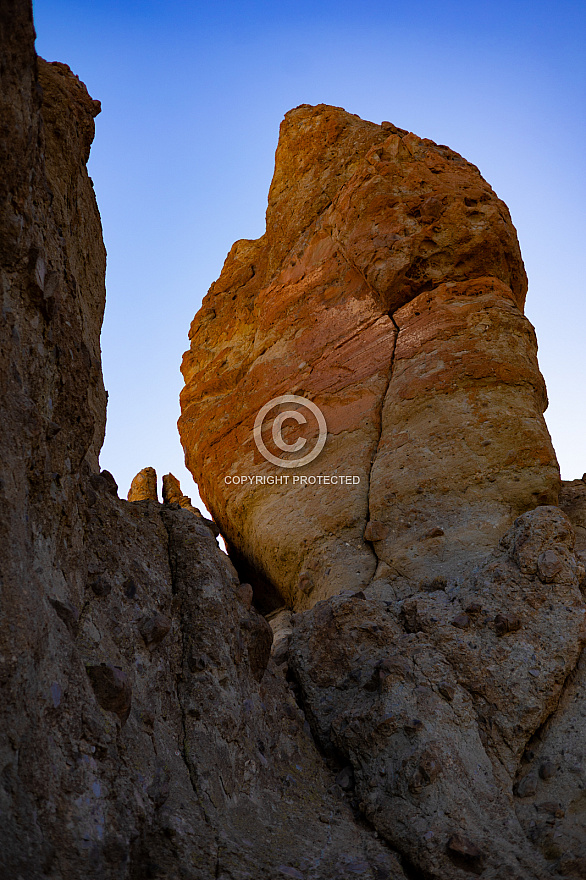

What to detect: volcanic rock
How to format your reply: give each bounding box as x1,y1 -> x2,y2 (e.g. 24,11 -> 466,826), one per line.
180,103 -> 559,611
138,612 -> 172,647
178,103 -> 586,879
86,663 -> 132,723
4,4 -> 586,878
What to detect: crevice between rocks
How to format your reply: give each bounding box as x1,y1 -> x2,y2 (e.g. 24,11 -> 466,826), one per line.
285,650 -> 426,880
158,508 -> 213,827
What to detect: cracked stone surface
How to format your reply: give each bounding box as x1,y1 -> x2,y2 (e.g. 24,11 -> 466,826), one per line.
179,102 -> 559,612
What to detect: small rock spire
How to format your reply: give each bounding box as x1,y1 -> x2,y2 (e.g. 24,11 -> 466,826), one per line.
127,467 -> 158,502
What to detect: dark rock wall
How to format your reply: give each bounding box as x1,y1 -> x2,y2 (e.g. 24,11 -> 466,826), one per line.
0,4 -> 406,878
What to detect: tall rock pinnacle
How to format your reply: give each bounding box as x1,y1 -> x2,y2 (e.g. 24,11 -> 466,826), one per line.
179,104 -> 559,611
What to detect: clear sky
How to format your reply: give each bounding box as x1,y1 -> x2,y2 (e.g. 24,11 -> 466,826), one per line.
33,0 -> 586,506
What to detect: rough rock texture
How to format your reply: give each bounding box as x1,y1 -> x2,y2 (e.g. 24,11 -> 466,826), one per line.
162,471 -> 203,516
0,6 -> 407,878
127,465 -> 159,501
289,506 -> 586,879
179,103 -> 559,611
4,4 -> 586,878
176,102 -> 586,879
560,479 -> 586,557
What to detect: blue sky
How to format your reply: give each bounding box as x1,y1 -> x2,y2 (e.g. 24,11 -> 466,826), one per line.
33,0 -> 586,503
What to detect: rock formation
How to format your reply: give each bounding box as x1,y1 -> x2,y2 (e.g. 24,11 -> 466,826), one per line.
179,102 -> 586,877
162,471 -> 203,516
3,2 -> 586,878
0,5 -> 407,878
289,505 -> 586,878
128,465 -> 159,501
179,104 -> 559,611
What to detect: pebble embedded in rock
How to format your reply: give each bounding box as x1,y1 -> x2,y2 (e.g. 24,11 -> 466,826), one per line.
446,834 -> 485,874
438,681 -> 455,701
537,801 -> 564,818
537,548 -> 564,582
140,709 -> 155,728
515,774 -> 538,798
539,760 -> 557,780
298,572 -> 313,595
335,765 -> 355,791
123,577 -> 137,599
424,527 -> 445,539
494,612 -> 521,636
465,601 -> 482,615
139,613 -> 171,648
420,576 -> 447,592
364,521 -> 390,542
86,663 -> 132,724
88,574 -> 112,597
409,750 -> 442,792
49,597 -> 79,634
46,421 -> 61,439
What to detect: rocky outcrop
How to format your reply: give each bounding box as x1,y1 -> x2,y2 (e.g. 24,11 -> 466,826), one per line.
162,471 -> 203,516
560,478 -> 586,557
179,103 -> 559,611
128,465 -> 159,501
176,100 -> 586,879
4,4 -> 586,878
0,5 -> 407,878
289,505 -> 586,879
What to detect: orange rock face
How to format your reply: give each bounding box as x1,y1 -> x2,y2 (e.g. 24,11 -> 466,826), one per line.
179,104 -> 559,609
127,466 -> 158,502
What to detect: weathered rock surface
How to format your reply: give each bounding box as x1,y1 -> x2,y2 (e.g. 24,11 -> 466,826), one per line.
176,101 -> 586,879
289,506 -> 586,879
560,478 -> 586,557
0,6 -> 408,878
162,470 -> 203,515
180,103 -> 559,611
4,4 -> 586,878
128,465 -> 159,501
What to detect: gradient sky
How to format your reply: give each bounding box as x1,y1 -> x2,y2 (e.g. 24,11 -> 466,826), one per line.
33,0 -> 586,507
